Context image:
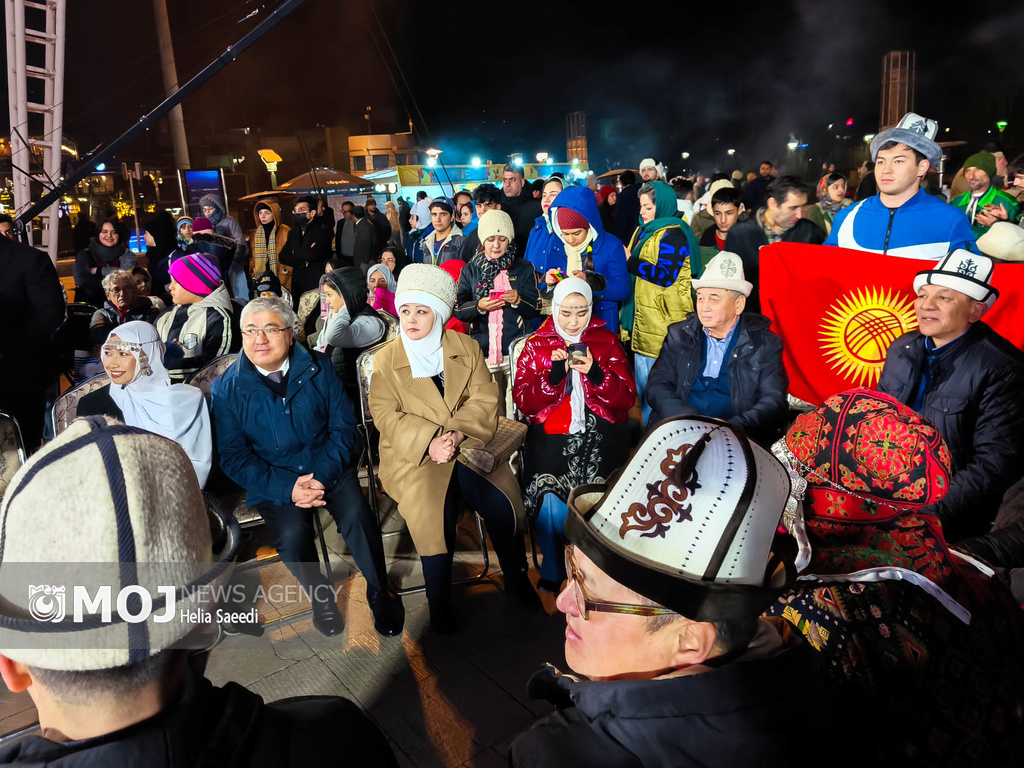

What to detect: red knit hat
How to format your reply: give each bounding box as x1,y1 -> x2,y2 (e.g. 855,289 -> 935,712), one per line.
598,185 -> 616,204
556,206 -> 589,231
191,217 -> 213,233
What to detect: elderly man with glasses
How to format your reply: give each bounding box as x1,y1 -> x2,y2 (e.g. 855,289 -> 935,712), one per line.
509,416 -> 834,768
210,296 -> 404,638
88,269 -> 161,353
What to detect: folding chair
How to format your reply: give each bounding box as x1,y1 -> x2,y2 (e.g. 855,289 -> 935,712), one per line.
188,354 -> 333,627
355,341 -> 489,595
379,311 -> 400,341
51,373 -> 111,435
507,333 -> 541,569
0,412 -> 27,504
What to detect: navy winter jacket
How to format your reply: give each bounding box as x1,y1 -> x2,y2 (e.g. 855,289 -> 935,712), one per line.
526,185 -> 631,331
210,343 -> 357,507
646,313 -> 788,446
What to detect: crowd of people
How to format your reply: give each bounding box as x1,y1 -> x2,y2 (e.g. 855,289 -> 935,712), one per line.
1,109 -> 1023,765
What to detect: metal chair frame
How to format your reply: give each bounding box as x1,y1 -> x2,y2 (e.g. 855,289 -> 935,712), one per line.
355,340 -> 489,596
507,333 -> 541,569
188,354 -> 334,626
0,411 -> 27,505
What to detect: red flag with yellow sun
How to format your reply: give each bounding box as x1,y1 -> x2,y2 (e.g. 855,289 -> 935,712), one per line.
760,243 -> 1024,405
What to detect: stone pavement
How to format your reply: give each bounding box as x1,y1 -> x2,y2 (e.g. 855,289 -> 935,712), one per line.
0,498 -> 568,767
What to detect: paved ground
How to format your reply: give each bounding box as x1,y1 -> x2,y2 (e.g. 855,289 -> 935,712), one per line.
0,495 -> 568,767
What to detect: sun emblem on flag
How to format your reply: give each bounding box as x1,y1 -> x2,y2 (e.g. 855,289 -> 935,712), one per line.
818,287 -> 917,387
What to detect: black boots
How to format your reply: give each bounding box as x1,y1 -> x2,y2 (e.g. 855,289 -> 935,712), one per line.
367,584 -> 405,637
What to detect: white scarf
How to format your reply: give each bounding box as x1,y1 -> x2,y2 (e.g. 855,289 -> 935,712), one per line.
552,278 -> 593,435
105,321 -> 213,487
395,289 -> 453,379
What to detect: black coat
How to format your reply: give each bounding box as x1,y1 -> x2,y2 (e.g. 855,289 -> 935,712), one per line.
725,216 -> 826,314
280,216 -> 333,304
88,299 -> 162,348
366,209 -> 392,254
509,636 -> 839,768
0,238 -> 65,449
614,183 -> 641,246
454,257 -> 539,357
646,313 -> 788,446
877,322 -> 1024,542
500,191 -> 543,255
0,669 -> 397,767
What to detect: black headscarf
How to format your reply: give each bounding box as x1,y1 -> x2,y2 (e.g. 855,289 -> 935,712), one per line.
143,211 -> 178,262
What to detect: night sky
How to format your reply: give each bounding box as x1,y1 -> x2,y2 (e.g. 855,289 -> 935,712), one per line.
3,0 -> 1023,175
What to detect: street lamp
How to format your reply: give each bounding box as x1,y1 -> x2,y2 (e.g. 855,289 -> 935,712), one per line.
426,147 -> 441,168
471,156 -> 482,168
545,157 -> 554,165
681,152 -> 690,160
536,152 -> 548,163
787,139 -> 799,151
257,148 -> 282,187
513,156 -> 523,168
862,134 -> 875,144
727,149 -> 736,156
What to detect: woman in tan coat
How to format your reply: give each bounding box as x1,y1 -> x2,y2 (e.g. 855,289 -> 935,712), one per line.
369,264 -> 538,632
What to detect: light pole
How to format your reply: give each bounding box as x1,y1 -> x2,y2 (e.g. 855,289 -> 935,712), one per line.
426,148 -> 455,197
258,148 -> 282,188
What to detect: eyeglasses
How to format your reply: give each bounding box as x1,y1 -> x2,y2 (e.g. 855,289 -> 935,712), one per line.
563,545 -> 678,621
241,326 -> 291,338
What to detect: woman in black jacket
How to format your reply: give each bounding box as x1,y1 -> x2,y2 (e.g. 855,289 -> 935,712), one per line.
454,210 -> 539,416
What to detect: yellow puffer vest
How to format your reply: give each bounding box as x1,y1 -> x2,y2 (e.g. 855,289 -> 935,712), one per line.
630,225 -> 694,358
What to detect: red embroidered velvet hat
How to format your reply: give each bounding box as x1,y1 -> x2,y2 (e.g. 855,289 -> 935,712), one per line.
773,389 -> 958,589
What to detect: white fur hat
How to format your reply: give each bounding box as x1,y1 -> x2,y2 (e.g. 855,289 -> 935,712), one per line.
566,417 -> 794,621
692,251 -> 753,297
914,249 -> 999,307
977,222 -> 1024,263
0,417 -> 239,670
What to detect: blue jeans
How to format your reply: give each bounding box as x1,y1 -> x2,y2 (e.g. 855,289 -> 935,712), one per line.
535,494 -> 568,583
634,353 -> 656,425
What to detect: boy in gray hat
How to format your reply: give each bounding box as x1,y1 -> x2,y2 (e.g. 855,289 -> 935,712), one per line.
825,112 -> 976,259
0,417 -> 396,766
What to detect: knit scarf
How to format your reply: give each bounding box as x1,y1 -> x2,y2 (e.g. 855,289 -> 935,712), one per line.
252,223 -> 278,277
88,239 -> 128,269
488,270 -> 512,366
563,232 -> 595,275
471,240 -> 517,299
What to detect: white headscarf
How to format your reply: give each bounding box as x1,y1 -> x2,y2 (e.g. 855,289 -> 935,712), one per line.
395,289 -> 453,379
551,278 -> 593,434
105,321 -> 213,487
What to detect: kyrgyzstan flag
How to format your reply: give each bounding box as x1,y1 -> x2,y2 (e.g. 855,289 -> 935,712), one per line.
760,243 -> 1024,405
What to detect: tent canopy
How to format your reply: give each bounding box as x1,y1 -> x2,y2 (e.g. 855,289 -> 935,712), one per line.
274,167 -> 375,196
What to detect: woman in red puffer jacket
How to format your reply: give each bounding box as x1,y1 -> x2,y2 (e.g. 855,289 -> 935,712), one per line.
513,277 -> 635,592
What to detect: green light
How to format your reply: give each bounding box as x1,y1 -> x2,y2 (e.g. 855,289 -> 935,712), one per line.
996,121 -> 1008,131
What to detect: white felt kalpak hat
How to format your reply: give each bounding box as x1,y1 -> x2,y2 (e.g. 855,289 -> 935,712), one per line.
0,417 -> 239,670
914,249 -> 999,307
566,416 -> 795,621
692,251 -> 753,297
